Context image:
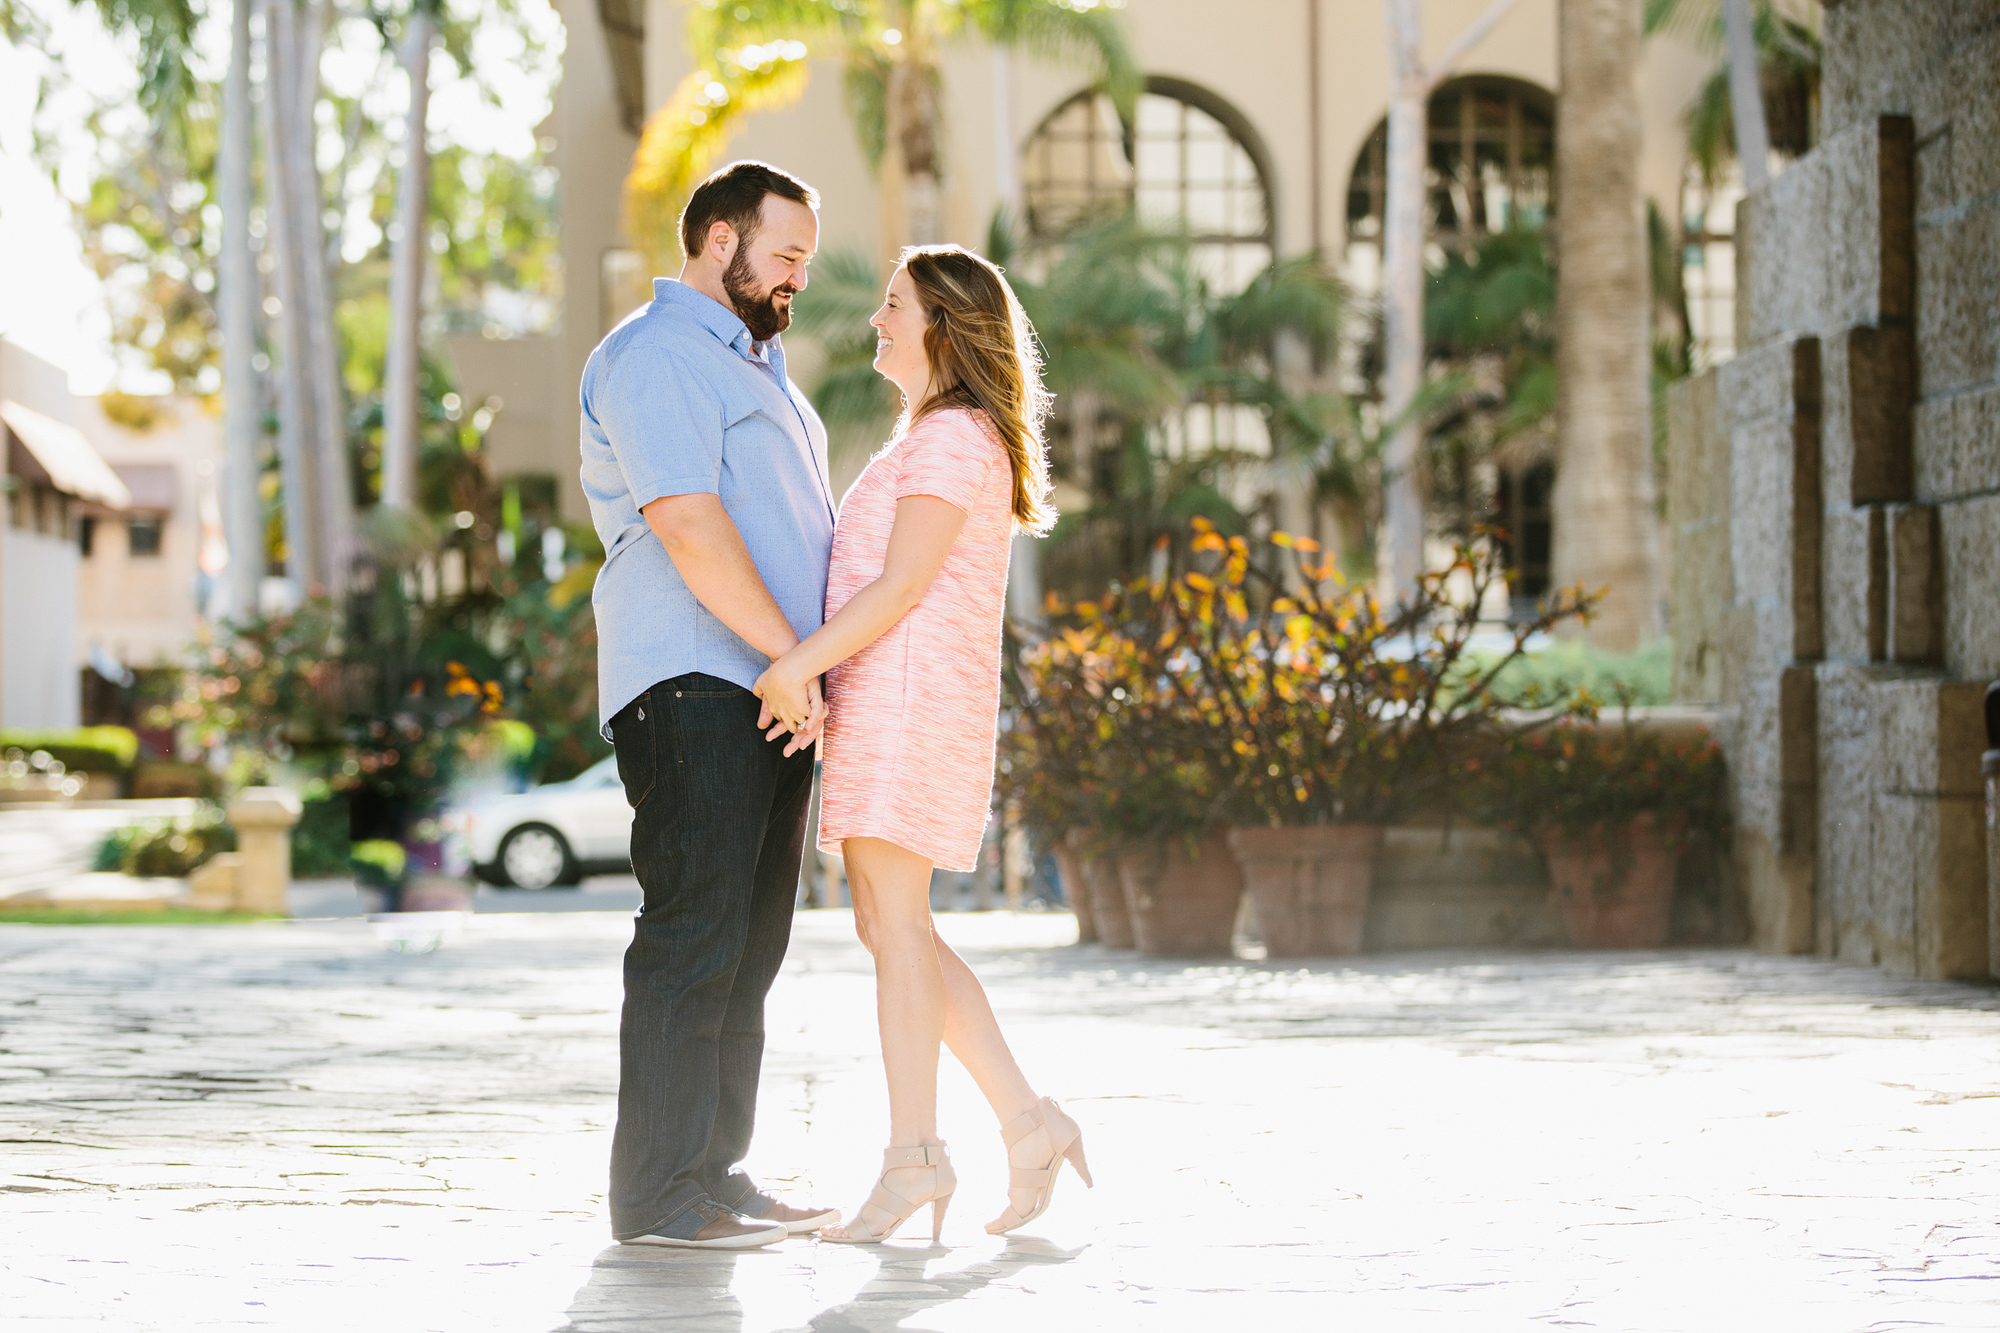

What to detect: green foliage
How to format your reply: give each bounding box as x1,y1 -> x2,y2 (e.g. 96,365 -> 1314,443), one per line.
1644,0 -> 1821,183
0,908 -> 276,925
291,788 -> 351,878
93,805 -> 236,877
1475,719 -> 1728,840
1421,226 -> 1558,540
349,838 -> 407,890
1475,639 -> 1675,709
0,728 -> 140,773
1004,521 -> 1598,839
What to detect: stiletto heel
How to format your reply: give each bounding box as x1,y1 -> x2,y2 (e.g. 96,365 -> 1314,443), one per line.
930,1191 -> 953,1242
820,1144 -> 956,1244
1063,1138 -> 1094,1189
985,1096 -> 1090,1235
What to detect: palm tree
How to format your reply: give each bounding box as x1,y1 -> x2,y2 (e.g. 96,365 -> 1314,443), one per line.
218,0 -> 260,617
1644,0 -> 1820,185
622,0 -> 1140,269
379,0 -> 437,514
1551,0 -> 1661,650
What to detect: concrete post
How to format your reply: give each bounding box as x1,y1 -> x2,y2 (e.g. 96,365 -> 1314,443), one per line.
227,787 -> 302,915
1985,682 -> 1999,980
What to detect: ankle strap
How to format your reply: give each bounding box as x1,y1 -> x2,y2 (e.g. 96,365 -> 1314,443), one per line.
998,1097 -> 1055,1145
883,1144 -> 947,1168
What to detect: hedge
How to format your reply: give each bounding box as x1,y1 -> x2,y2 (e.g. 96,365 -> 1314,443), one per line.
0,727 -> 141,774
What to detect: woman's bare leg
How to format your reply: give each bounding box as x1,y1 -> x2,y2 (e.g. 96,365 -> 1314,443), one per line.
836,838 -> 1056,1229
825,836 -> 947,1238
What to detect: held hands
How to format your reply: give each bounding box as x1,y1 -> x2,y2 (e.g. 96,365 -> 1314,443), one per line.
753,656 -> 824,757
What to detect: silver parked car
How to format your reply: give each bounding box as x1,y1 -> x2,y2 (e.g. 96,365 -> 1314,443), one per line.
458,756 -> 633,889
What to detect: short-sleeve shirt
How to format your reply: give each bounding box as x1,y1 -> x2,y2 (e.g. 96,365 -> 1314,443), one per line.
579,278 -> 836,735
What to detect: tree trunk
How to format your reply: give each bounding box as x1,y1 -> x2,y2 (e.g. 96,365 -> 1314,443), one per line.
1552,0 -> 1662,649
217,0 -> 262,618
891,55 -> 943,248
256,0 -> 324,593
380,5 -> 435,513
1377,45 -> 1428,607
1720,0 -> 1770,190
294,0 -> 353,595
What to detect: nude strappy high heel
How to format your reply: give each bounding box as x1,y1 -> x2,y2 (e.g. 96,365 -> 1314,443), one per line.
985,1097 -> 1093,1235
820,1144 -> 956,1244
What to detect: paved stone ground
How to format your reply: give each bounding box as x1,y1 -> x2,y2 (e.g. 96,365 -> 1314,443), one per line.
4,912 -> 2000,1332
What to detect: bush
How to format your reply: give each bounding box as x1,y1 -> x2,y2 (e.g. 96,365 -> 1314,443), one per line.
1004,522 -> 1597,840
0,727 -> 139,775
1474,717 -> 1728,839
93,806 -> 236,877
1476,639 -> 1673,709
291,788 -> 351,878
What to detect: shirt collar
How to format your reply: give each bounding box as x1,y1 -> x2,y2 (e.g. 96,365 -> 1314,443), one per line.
653,276 -> 780,362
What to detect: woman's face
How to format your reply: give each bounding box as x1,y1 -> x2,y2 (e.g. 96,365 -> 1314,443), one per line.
870,266 -> 932,402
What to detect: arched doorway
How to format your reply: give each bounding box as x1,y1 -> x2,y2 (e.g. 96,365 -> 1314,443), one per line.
1345,75 -> 1557,616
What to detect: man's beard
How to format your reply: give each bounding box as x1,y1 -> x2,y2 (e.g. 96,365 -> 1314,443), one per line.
723,244 -> 796,342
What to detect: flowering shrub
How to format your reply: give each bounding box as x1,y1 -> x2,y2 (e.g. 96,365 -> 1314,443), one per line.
1475,719 -> 1728,840
1004,520 -> 1597,840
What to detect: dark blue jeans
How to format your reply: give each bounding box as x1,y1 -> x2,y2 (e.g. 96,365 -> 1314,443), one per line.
607,673 -> 815,1240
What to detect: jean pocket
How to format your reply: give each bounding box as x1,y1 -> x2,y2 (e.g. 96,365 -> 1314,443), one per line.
612,692 -> 657,809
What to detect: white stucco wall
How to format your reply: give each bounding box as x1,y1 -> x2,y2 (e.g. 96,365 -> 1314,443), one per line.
3,526 -> 81,728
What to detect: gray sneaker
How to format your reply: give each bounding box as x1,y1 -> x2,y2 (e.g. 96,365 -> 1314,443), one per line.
620,1199 -> 787,1250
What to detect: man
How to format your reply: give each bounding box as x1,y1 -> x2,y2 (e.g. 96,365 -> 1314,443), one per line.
580,160 -> 838,1249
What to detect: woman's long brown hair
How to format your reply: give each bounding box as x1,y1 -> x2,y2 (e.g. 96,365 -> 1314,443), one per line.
897,244 -> 1056,535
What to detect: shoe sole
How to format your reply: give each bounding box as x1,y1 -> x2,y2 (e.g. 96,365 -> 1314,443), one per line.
772,1210 -> 840,1234
619,1226 -> 787,1250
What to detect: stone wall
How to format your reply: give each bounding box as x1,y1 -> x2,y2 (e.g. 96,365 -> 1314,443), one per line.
1667,0 -> 1998,979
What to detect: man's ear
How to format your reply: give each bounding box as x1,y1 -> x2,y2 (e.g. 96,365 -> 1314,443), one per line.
706,220 -> 737,265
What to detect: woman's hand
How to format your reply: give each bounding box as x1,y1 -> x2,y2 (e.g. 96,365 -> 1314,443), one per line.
753,656 -> 819,752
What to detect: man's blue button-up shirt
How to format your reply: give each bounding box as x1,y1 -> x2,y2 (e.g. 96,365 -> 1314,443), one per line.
580,278 -> 836,736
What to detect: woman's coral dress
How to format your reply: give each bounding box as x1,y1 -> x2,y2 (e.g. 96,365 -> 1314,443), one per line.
816,407 -> 1015,872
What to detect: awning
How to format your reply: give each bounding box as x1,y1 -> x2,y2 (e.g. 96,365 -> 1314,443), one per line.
112,463 -> 177,511
1,399 -> 130,508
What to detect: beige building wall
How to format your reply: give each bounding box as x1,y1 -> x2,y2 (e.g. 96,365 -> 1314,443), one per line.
73,396 -> 222,670
514,1 -> 1718,514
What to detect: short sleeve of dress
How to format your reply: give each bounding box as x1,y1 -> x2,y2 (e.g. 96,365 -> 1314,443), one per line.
893,411 -> 998,514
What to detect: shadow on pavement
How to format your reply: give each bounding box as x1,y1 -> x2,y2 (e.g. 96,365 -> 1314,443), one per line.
556,1236 -> 1084,1332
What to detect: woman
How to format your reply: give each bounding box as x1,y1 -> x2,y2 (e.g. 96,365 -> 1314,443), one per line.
752,245 -> 1091,1244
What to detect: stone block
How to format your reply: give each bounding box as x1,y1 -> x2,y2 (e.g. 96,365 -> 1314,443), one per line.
1915,203 -> 2000,398
1667,371 -> 1734,703
1871,674 -> 1988,798
1363,828 -> 1563,950
1835,325 -> 1916,505
1873,792 -> 1990,980
1725,338 -> 1822,663
1729,664 -> 1818,955
1820,506 -> 1886,662
1742,117 -> 1913,345
1939,493 -> 2000,679
1816,662 -> 1879,961
1827,116 -> 1915,328
1887,503 -> 1944,665
1913,384 -> 2000,502
1932,23 -> 2000,208
1821,0 -> 1956,140
186,854 -> 240,912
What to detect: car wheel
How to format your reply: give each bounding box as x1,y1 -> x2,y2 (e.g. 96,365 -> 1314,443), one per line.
497,824 -> 578,890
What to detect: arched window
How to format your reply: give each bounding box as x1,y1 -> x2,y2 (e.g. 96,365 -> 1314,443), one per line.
1021,77 -> 1276,295
1344,74 -> 1555,269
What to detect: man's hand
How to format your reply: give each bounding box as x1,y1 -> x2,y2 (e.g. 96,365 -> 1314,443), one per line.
757,676 -> 824,755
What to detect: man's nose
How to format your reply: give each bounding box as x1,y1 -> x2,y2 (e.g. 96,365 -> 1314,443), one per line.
790,264 -> 809,291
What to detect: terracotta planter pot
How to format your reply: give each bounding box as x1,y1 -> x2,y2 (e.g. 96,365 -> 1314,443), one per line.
1116,837 -> 1243,957
1537,817 -> 1680,948
1053,834 -> 1099,945
1081,847 -> 1135,949
1227,824 -> 1385,957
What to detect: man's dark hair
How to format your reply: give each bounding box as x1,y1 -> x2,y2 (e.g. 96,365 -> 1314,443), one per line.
679,160 -> 819,259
